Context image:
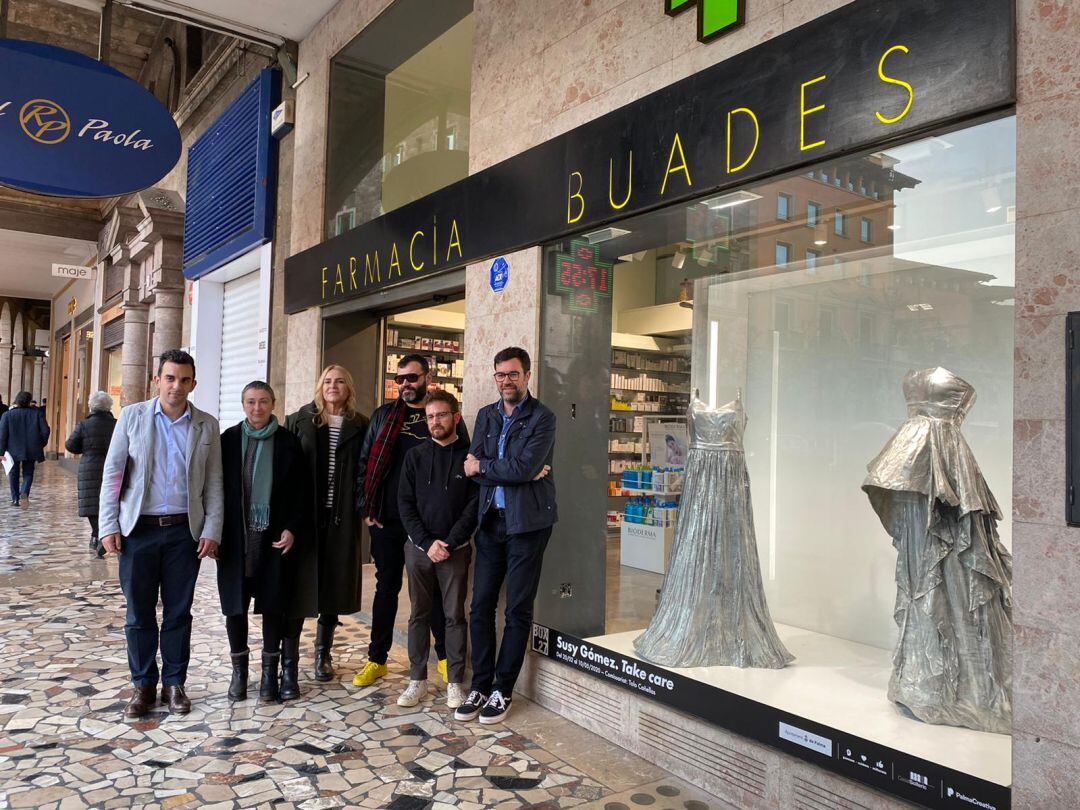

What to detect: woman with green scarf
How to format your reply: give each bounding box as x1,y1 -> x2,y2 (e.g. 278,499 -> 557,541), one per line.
217,381 -> 314,702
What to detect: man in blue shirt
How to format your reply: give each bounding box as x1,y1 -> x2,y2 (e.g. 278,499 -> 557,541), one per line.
460,347 -> 556,724
99,349 -> 224,718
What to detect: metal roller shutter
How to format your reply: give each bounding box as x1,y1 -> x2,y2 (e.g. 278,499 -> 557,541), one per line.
102,316 -> 125,349
217,271 -> 261,429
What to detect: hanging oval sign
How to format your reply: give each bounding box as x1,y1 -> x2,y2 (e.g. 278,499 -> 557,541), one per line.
0,39 -> 182,198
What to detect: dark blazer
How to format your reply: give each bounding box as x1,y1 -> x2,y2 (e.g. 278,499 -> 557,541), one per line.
0,406 -> 50,463
65,410 -> 116,517
469,394 -> 558,535
217,423 -> 315,618
286,403 -> 369,615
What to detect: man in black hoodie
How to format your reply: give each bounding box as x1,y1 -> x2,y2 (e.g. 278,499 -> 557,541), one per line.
397,391 -> 478,710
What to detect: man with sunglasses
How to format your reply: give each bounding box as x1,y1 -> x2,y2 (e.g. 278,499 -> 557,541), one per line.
354,354 -> 458,688
459,346 -> 557,724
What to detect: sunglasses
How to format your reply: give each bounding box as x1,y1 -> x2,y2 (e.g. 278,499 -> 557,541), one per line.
395,373 -> 423,384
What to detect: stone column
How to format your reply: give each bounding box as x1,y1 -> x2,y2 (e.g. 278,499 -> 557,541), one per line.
151,287 -> 184,372
31,356 -> 44,402
0,303 -> 11,405
10,311 -> 26,398
119,303 -> 150,407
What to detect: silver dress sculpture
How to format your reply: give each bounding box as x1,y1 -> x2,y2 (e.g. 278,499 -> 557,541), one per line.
863,368 -> 1012,734
634,395 -> 794,669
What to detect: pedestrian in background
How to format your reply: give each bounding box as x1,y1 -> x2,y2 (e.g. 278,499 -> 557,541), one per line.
64,390 -> 116,556
218,382 -> 314,703
286,365 -> 368,683
397,390 -> 478,709
0,390 -> 50,508
99,349 -> 224,719
460,347 -> 557,724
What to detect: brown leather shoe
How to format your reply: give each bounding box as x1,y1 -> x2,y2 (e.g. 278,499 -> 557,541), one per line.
124,686 -> 157,719
161,684 -> 191,714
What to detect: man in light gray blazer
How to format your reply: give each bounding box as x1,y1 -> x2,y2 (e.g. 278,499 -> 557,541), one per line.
99,349 -> 224,718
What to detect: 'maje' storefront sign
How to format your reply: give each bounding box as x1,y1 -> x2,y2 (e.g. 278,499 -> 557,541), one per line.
283,0 -> 1014,314
0,40 -> 181,198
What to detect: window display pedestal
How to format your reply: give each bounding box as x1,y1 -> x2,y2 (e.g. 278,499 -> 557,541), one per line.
589,624 -> 1010,787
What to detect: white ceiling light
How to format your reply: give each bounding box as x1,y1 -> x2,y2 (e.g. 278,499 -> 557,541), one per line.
582,227 -> 630,244
701,190 -> 762,210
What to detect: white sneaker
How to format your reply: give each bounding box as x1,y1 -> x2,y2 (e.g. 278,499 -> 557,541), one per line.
396,679 -> 427,707
446,682 -> 466,709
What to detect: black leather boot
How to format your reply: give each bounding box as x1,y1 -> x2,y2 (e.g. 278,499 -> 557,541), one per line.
280,636 -> 300,700
259,651 -> 280,702
313,621 -> 335,682
228,650 -> 249,701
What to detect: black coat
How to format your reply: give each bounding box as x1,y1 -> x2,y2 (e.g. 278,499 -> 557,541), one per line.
64,410 -> 116,517
0,407 -> 50,463
217,423 -> 316,618
470,394 -> 558,534
286,403 -> 369,615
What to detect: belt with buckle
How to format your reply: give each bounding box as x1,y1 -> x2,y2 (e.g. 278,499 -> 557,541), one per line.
137,513 -> 189,529
486,507 -> 507,521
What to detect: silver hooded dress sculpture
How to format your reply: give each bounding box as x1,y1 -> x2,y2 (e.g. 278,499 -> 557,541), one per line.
862,368 -> 1012,734
634,395 -> 794,669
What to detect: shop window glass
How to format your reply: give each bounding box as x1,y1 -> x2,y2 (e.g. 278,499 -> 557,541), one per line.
777,193 -> 791,221
775,242 -> 790,266
325,0 -> 473,237
537,116 -> 1016,792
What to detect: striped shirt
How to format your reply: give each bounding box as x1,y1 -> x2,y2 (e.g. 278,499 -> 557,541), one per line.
326,414 -> 344,507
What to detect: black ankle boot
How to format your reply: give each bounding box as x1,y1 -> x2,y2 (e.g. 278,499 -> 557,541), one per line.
228,650 -> 249,700
260,651 -> 280,701
280,636 -> 300,700
313,622 -> 335,682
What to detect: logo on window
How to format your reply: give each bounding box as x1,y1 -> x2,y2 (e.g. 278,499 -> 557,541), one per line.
553,240 -> 613,314
665,0 -> 745,43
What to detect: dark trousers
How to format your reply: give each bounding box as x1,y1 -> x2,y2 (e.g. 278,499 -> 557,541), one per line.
405,542 -> 471,682
118,523 -> 200,687
225,578 -> 303,654
469,513 -> 551,695
87,515 -> 99,541
369,523 -> 446,665
8,460 -> 35,502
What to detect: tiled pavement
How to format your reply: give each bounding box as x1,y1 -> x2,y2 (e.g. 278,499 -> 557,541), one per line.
0,463 -> 731,810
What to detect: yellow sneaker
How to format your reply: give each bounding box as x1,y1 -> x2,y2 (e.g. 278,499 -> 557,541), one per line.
437,658 -> 448,684
352,661 -> 388,687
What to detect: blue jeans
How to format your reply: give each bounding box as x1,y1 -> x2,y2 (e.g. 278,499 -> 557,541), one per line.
118,523 -> 201,687
8,460 -> 35,503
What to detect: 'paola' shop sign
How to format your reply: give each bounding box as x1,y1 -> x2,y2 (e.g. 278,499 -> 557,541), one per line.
0,39 -> 181,198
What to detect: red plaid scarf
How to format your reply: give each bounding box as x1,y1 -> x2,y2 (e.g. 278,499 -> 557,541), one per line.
361,398 -> 407,520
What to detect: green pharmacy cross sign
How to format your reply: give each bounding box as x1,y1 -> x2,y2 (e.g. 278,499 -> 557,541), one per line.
554,240 -> 613,314
666,0 -> 745,42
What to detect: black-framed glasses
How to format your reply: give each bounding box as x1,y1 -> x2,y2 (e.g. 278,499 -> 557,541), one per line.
493,371 -> 522,382
395,373 -> 422,384
425,411 -> 454,422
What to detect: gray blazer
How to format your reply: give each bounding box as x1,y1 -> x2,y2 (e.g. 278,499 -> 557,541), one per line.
98,398 -> 224,542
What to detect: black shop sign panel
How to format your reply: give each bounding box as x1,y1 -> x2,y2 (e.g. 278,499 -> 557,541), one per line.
283,0 -> 1014,313
531,624 -> 1011,810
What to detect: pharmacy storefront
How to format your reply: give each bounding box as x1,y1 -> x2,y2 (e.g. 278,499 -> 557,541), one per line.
284,0 -> 1034,806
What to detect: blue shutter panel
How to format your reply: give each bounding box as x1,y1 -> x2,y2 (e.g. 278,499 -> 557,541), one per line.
182,69 -> 281,280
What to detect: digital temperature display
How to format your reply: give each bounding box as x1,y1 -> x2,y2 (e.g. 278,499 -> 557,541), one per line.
553,240 -> 614,314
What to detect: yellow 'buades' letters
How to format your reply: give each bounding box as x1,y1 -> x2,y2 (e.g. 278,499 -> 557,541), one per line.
660,133 -> 692,196
800,75 -> 827,151
567,171 -> 585,224
876,45 -> 914,125
609,151 -> 633,210
726,107 -> 759,173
